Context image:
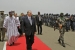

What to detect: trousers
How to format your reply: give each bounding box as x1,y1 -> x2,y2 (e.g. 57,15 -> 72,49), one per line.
25,33 -> 34,50
0,28 -> 5,41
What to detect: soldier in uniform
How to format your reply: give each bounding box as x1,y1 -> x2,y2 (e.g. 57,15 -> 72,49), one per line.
47,14 -> 50,26
48,14 -> 51,27
70,15 -> 74,31
71,15 -> 75,31
51,14 -> 54,27
54,14 -> 59,31
41,15 -> 44,25
53,14 -> 56,27
43,14 -> 45,25
45,14 -> 48,26
44,14 -> 47,26
50,14 -> 53,27
57,13 -> 68,47
0,11 -> 6,42
43,14 -> 45,24
65,13 -> 70,32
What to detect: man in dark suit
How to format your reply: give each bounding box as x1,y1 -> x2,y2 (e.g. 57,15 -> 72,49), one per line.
22,10 -> 36,50
36,12 -> 43,35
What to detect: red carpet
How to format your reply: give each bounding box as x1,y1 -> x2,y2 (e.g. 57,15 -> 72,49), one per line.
6,36 -> 51,50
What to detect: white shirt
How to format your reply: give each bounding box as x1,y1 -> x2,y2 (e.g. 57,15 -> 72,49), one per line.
28,16 -> 32,25
38,15 -> 42,21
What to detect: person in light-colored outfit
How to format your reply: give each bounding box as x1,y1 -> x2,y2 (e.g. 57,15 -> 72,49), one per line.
3,11 -> 20,46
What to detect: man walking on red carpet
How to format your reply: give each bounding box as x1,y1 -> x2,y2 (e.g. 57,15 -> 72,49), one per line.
3,11 -> 20,46
22,10 -> 36,50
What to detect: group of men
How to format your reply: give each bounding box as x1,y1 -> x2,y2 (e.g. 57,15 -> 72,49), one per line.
0,10 -> 43,50
1,10 -> 75,49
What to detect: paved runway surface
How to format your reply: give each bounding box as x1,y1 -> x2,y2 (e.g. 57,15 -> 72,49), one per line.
0,25 -> 75,50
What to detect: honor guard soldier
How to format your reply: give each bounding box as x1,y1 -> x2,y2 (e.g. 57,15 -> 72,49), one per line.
65,13 -> 70,32
0,11 -> 6,42
43,14 -> 46,24
56,13 -> 68,47
71,15 -> 75,31
48,14 -> 51,26
45,13 -> 48,26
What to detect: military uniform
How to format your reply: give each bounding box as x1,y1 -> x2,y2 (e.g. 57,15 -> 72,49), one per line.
57,15 -> 66,47
0,15 -> 5,41
65,15 -> 70,31
71,15 -> 75,31
50,14 -> 53,27
54,15 -> 59,30
44,14 -> 47,26
45,14 -> 48,26
48,14 -> 51,27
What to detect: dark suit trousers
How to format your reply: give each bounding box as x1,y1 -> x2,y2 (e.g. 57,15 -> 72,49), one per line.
17,27 -> 22,35
37,21 -> 42,34
25,33 -> 34,50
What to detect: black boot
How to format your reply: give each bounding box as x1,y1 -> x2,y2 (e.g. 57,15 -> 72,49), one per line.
2,39 -> 4,42
66,29 -> 68,32
62,41 -> 65,47
0,39 -> 1,41
9,44 -> 13,46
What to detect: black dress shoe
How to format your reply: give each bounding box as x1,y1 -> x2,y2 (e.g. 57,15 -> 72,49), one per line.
72,30 -> 74,31
66,30 -> 68,32
13,42 -> 14,45
9,42 -> 14,46
37,34 -> 40,35
2,39 -> 4,42
40,33 -> 42,35
62,44 -> 66,47
9,44 -> 13,46
27,47 -> 32,50
2,40 -> 3,42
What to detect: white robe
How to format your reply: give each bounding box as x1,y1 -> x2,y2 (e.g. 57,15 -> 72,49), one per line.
3,16 -> 20,45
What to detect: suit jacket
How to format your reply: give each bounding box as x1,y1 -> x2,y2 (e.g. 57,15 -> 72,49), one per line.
22,16 -> 36,35
36,15 -> 43,25
19,16 -> 24,29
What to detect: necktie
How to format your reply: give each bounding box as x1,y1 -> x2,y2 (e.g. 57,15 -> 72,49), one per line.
29,18 -> 32,25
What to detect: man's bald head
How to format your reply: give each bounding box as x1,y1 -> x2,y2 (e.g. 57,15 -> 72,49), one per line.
27,10 -> 32,17
27,10 -> 32,13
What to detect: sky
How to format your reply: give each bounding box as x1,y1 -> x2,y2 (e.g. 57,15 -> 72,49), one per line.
0,0 -> 75,15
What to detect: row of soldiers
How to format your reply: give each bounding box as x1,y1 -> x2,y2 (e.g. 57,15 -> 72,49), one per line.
40,13 -> 75,47
0,11 -> 75,47
42,13 -> 75,32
